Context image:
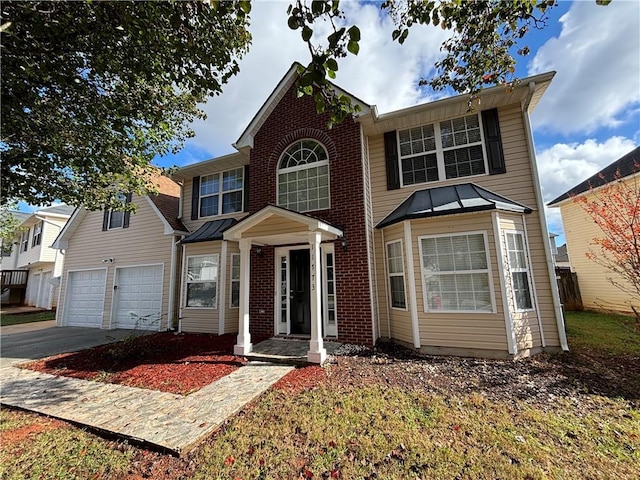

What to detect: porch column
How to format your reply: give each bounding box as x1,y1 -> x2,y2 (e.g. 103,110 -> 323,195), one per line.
307,232 -> 327,364
234,238 -> 252,356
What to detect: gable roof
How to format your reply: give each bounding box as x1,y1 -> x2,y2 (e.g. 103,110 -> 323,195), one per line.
181,218 -> 238,244
36,204 -> 75,217
548,146 -> 640,206
52,175 -> 187,249
376,183 -> 533,229
233,62 -> 372,151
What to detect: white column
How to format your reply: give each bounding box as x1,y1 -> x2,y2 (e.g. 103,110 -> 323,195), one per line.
307,232 -> 327,364
234,238 -> 252,355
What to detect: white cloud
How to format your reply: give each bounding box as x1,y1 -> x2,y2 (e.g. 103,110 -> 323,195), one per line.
529,1 -> 640,134
186,0 -> 449,157
537,136 -> 637,242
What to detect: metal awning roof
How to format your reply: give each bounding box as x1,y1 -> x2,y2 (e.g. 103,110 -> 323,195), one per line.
376,183 -> 532,229
181,218 -> 238,244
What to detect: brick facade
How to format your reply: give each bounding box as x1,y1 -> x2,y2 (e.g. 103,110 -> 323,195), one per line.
247,82 -> 374,345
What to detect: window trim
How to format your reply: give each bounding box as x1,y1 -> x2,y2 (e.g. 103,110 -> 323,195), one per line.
184,253 -> 219,309
385,239 -> 408,311
396,113 -> 489,188
418,230 -> 496,314
503,230 -> 535,312
20,228 -> 30,252
229,253 -> 240,309
276,138 -> 331,213
31,221 -> 43,247
199,168 -> 244,219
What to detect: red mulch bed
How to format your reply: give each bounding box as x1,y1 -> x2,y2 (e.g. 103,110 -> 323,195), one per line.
23,333 -> 247,395
273,365 -> 327,394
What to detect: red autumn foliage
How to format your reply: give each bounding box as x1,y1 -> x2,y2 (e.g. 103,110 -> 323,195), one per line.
572,163 -> 640,318
23,333 -> 247,395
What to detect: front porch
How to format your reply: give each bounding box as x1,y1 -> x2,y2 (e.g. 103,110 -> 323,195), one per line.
245,337 -> 342,365
223,205 -> 344,364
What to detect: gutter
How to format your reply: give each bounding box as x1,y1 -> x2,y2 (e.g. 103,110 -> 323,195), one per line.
522,83 -> 569,351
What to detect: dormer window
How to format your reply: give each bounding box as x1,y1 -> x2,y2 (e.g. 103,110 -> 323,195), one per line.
199,168 -> 244,218
277,140 -> 330,212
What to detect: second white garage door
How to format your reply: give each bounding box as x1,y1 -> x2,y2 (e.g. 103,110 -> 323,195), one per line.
113,265 -> 163,330
65,269 -> 107,328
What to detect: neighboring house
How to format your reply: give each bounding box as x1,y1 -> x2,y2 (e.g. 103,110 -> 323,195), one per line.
548,146 -> 640,315
167,63 -> 568,362
554,244 -> 571,269
0,206 -> 73,309
52,175 -> 188,331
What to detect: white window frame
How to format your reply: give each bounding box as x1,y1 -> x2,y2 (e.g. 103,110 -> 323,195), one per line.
107,193 -> 127,229
32,221 -> 43,247
385,239 -> 407,310
20,228 -> 30,252
199,168 -> 244,218
184,254 -> 219,309
418,231 -> 496,314
504,230 -> 535,312
229,253 -> 241,309
397,113 -> 489,188
277,139 -> 330,213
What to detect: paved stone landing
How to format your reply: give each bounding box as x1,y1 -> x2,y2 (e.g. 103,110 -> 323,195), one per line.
247,338 -> 341,364
0,361 -> 293,455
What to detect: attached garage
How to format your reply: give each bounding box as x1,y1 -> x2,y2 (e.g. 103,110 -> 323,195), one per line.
64,269 -> 107,328
112,265 -> 163,330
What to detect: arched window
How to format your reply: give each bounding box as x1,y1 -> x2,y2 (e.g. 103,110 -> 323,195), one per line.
277,139 -> 330,212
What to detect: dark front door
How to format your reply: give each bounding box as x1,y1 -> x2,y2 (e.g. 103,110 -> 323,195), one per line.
289,249 -> 311,335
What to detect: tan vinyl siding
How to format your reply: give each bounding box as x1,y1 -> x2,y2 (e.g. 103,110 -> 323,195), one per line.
40,218 -> 67,263
181,155 -> 249,233
376,223 -> 413,345
369,104 -> 538,226
58,197 -> 174,330
180,242 -> 222,334
499,213 -> 542,350
409,213 -> 509,351
560,197 -> 636,315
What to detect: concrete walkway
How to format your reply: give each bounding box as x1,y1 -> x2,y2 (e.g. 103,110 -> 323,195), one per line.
1,360 -> 293,455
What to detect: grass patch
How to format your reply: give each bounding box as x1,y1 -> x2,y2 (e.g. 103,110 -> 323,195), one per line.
194,386 -> 640,479
566,310 -> 640,356
1,310 -> 56,326
0,409 -> 133,480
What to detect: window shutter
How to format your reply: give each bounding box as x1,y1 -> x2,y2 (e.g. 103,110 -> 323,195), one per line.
123,193 -> 132,228
481,108 -> 506,175
191,176 -> 200,220
384,131 -> 401,190
243,165 -> 250,212
102,210 -> 109,231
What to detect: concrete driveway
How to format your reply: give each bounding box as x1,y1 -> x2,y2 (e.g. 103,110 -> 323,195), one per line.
0,321 -> 133,366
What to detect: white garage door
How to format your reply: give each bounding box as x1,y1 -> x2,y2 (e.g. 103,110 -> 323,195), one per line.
65,269 -> 107,328
113,265 -> 163,330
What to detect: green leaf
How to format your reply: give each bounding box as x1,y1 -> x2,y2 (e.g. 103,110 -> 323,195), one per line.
288,16 -> 299,30
348,25 -> 361,42
325,58 -> 338,72
347,40 -> 359,55
302,26 -> 313,41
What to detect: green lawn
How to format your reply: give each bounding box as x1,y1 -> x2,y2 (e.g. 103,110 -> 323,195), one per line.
0,310 -> 56,326
565,310 -> 640,356
1,310 -> 639,479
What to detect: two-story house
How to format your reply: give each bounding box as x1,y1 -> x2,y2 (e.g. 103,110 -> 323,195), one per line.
52,175 -> 188,330
169,63 -> 568,363
1,205 -> 74,309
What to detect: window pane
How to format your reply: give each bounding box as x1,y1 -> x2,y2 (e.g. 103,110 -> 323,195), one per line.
222,191 -> 243,214
223,168 -> 243,191
512,272 -> 533,309
109,211 -> 124,229
390,277 -> 406,308
200,174 -> 219,196
231,282 -> 240,308
444,145 -> 485,179
200,195 -> 219,217
231,255 -> 241,279
188,256 -> 218,281
186,282 -> 216,307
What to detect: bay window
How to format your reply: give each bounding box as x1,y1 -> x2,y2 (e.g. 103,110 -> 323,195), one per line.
185,254 -> 218,308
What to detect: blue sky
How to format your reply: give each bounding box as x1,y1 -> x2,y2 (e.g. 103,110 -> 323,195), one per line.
24,1 -> 640,244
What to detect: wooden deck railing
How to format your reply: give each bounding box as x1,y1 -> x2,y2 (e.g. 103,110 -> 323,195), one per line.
1,269 -> 29,288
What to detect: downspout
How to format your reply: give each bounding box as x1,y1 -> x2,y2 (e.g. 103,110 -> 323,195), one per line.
522,82 -> 569,351
167,235 -> 181,330
178,242 -> 187,333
